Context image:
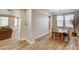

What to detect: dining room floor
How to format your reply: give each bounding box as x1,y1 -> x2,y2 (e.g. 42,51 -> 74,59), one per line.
0,33 -> 79,50
21,35 -> 79,50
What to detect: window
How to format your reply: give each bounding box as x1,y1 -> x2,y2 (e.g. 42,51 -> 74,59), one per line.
65,15 -> 74,27
57,16 -> 64,27
1,17 -> 8,27
56,14 -> 74,28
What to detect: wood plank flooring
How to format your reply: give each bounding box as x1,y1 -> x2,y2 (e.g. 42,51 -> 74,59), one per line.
0,34 -> 79,50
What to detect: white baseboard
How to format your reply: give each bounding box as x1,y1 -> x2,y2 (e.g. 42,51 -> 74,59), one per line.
26,38 -> 35,44
20,32 -> 49,44
20,37 -> 35,44
35,32 -> 49,40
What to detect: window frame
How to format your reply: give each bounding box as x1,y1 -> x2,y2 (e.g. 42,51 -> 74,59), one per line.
56,14 -> 74,28
1,16 -> 9,27
65,14 -> 74,27
57,16 -> 64,27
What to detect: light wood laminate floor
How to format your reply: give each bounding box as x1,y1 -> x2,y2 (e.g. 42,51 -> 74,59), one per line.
0,34 -> 79,50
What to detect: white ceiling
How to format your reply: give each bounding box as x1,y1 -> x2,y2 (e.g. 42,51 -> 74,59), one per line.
42,9 -> 79,15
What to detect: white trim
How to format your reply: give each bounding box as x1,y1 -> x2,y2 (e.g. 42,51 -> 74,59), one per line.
26,38 -> 35,44
20,37 -> 35,44
35,32 -> 49,40
20,32 -> 49,44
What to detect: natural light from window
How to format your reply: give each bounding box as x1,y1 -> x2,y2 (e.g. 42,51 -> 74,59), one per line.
65,15 -> 74,27
57,16 -> 63,27
2,17 -> 8,27
57,14 -> 74,28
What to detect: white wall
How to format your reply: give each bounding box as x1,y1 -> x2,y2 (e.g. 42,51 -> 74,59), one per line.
0,9 -> 52,44
20,9 -> 35,43
20,9 -> 51,43
32,10 -> 49,40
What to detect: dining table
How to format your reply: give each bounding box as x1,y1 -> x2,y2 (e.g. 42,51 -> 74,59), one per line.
52,29 -> 69,43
